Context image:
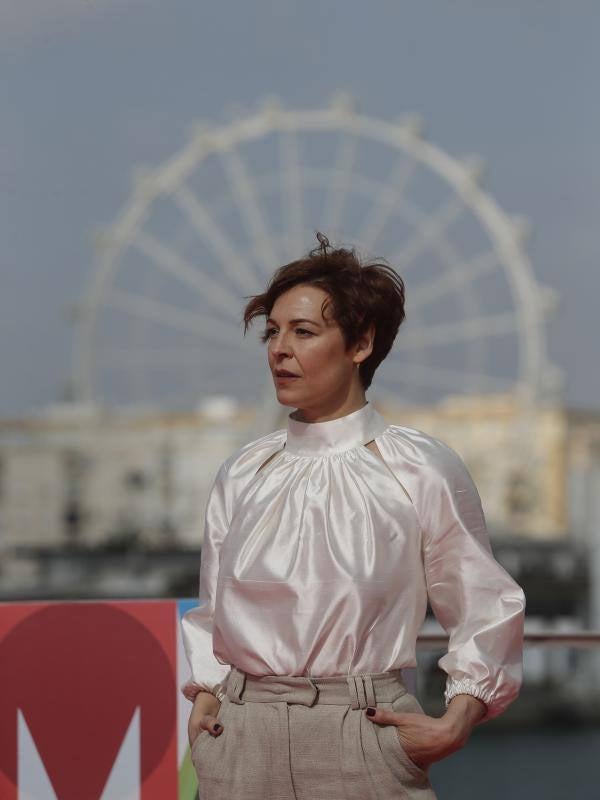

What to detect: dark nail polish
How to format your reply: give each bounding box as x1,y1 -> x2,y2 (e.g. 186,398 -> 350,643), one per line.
366,707 -> 376,716
213,723 -> 222,732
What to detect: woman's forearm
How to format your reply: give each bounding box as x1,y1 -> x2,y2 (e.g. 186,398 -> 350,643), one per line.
441,694 -> 487,743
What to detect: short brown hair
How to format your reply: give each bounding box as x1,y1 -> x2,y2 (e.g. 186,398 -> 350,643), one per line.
242,232 -> 406,391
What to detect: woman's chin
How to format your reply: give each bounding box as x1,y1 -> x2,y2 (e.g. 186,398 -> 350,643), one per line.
277,401 -> 295,410
274,388 -> 302,407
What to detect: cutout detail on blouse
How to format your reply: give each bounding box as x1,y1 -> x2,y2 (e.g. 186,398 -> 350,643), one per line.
255,448 -> 285,476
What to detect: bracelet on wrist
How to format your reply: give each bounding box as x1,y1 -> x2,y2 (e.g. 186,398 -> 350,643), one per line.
196,684 -> 226,703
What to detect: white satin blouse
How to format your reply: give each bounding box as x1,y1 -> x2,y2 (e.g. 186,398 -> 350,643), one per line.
181,401 -> 525,721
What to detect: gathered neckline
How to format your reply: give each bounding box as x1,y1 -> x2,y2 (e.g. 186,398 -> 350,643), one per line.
285,401 -> 390,457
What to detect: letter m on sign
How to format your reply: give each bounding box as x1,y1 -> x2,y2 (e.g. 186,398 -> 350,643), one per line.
0,602 -> 178,799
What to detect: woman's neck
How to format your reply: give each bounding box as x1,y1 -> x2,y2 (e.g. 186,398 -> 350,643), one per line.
290,395 -> 368,424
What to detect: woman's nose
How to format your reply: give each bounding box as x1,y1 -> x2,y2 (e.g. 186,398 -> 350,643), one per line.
271,333 -> 292,357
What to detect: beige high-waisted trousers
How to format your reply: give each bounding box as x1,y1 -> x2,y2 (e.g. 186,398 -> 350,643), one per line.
191,665 -> 438,800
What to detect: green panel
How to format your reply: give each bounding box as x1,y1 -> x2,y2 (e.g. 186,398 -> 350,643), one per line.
179,746 -> 199,800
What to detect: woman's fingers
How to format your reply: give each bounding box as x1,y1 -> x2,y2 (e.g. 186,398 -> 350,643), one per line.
365,706 -> 419,726
202,713 -> 224,737
188,714 -> 224,748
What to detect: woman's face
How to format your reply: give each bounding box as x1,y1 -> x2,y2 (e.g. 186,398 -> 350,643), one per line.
265,283 -> 369,414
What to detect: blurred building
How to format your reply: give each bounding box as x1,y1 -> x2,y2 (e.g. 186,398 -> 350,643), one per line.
0,397 -> 250,598
0,399 -> 247,551
0,394 -> 598,611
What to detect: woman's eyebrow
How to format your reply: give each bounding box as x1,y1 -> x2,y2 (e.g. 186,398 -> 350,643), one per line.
266,317 -> 322,327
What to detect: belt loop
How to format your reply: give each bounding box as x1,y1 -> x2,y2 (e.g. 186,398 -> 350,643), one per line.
355,676 -> 368,708
346,675 -> 376,709
346,675 -> 360,710
227,667 -> 246,705
364,675 -> 376,708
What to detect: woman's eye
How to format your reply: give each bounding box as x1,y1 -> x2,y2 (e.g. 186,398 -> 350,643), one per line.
261,327 -> 313,341
260,327 -> 279,343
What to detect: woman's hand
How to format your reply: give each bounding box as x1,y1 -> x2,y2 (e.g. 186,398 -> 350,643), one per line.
365,694 -> 487,770
188,691 -> 223,749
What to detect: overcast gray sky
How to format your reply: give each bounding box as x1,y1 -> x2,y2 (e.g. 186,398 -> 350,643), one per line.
2,0 -> 599,415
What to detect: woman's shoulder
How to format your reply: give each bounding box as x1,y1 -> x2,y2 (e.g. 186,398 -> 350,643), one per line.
216,427 -> 287,483
380,421 -> 460,460
377,421 -> 474,483
377,422 -> 483,524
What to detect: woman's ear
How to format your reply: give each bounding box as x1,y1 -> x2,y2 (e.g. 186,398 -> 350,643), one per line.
355,324 -> 375,364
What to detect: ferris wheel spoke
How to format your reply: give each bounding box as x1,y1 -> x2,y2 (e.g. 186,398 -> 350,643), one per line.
397,310 -> 519,350
105,289 -> 242,347
172,183 -> 260,293
391,195 -> 465,272
131,231 -> 242,320
358,157 -> 417,250
279,130 -> 304,257
218,146 -> 279,273
324,132 -> 358,236
102,344 -> 256,368
409,249 -> 499,311
295,167 -> 464,274
384,361 -> 514,393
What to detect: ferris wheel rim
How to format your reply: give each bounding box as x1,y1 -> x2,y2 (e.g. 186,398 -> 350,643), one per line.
74,95 -> 558,414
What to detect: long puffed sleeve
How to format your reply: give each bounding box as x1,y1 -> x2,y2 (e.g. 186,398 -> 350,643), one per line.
418,440 -> 525,722
180,462 -> 233,702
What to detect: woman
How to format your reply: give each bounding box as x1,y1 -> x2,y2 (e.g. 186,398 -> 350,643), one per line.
181,233 -> 526,799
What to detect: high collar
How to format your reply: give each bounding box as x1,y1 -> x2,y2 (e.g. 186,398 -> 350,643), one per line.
285,401 -> 389,457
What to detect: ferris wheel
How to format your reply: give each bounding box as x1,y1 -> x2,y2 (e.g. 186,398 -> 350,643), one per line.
74,95 -> 560,440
